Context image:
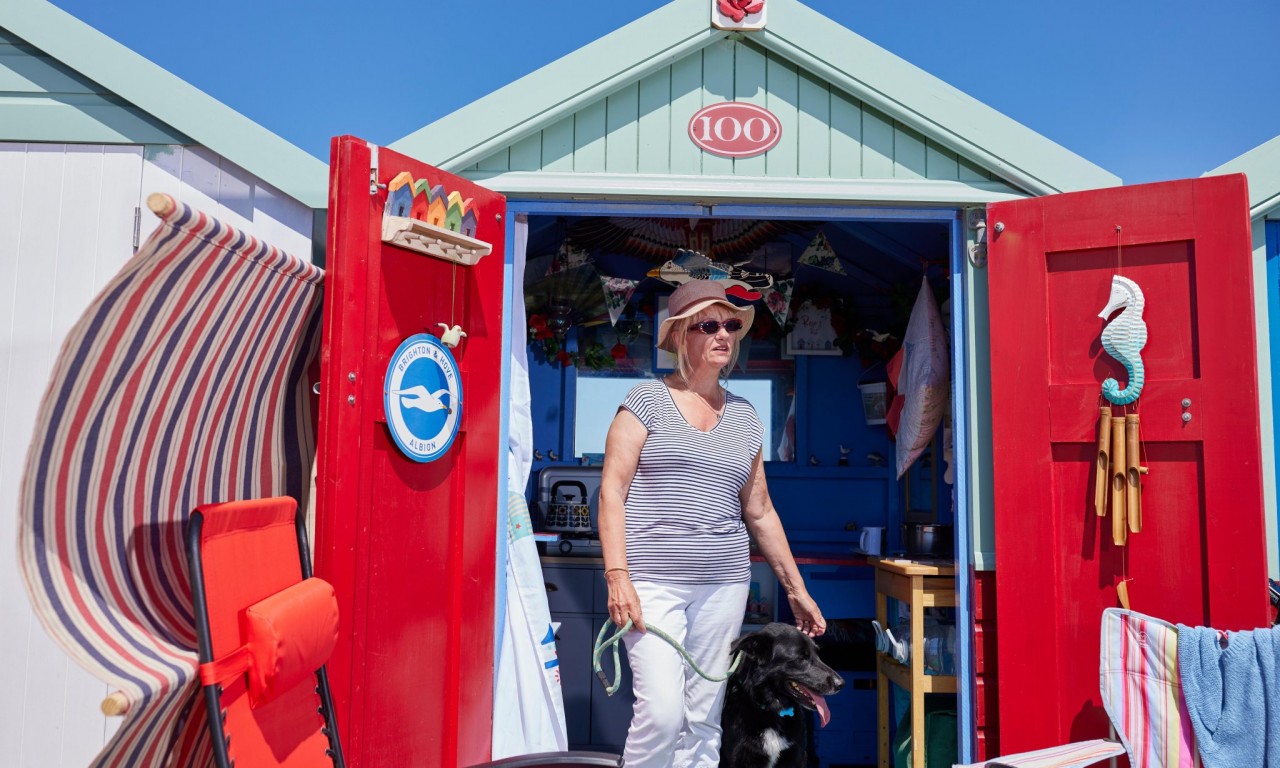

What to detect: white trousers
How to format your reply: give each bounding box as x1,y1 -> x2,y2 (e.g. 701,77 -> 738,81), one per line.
622,579 -> 750,768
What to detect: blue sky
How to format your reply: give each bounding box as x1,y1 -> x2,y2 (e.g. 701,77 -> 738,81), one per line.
51,0 -> 1280,185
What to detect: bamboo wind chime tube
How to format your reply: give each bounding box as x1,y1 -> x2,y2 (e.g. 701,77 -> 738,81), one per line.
1126,415 -> 1142,533
1095,407 -> 1112,516
1111,417 -> 1128,546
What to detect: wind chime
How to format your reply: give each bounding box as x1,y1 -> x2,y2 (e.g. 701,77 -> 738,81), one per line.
1093,229 -> 1148,606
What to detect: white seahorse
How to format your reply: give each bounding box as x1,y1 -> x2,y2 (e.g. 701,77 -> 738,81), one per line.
1098,275 -> 1147,405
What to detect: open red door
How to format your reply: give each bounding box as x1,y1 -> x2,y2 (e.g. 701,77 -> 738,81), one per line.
314,137 -> 506,767
987,174 -> 1270,755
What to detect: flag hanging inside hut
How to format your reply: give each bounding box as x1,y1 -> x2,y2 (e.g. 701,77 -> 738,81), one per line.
545,241 -> 592,275
762,278 -> 795,327
17,195 -> 324,767
600,274 -> 640,326
798,231 -> 846,275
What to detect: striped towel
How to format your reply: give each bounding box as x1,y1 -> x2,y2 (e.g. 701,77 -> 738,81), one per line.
17,196 -> 323,767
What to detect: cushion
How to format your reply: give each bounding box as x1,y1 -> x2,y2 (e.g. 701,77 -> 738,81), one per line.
241,577 -> 339,707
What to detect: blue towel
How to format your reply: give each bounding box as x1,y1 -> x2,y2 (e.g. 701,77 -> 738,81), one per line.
1177,622 -> 1280,767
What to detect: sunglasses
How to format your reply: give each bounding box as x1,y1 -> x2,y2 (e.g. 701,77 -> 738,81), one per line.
689,318 -> 744,335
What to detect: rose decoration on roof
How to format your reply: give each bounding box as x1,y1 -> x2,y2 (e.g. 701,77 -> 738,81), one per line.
718,0 -> 764,22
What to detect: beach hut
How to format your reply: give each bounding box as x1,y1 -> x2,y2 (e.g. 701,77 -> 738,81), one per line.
352,0 -> 1273,764
0,0 -> 326,762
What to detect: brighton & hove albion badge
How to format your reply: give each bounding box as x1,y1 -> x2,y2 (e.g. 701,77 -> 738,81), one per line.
384,334 -> 462,462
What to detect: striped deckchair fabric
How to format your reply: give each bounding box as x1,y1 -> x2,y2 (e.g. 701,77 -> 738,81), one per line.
18,194 -> 324,767
1100,609 -> 1199,768
956,608 -> 1199,768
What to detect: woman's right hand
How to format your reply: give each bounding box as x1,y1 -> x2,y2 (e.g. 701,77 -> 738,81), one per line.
606,571 -> 645,632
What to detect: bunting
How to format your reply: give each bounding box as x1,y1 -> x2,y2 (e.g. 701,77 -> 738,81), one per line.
798,231 -> 846,275
762,278 -> 795,327
545,242 -> 592,275
599,275 -> 639,326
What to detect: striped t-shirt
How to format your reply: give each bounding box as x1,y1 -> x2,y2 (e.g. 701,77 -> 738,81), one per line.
618,379 -> 763,584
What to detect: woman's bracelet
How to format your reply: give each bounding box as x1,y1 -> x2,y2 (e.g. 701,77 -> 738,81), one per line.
604,567 -> 629,578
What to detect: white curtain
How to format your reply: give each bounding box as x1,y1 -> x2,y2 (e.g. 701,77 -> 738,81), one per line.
493,214 -> 569,757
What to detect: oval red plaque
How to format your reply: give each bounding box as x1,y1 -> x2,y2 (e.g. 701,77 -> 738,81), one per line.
688,102 -> 783,158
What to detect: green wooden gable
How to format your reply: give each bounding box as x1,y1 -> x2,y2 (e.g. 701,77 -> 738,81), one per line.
0,28 -> 190,146
392,0 -> 1118,203
0,0 -> 327,208
1207,134 -> 1280,220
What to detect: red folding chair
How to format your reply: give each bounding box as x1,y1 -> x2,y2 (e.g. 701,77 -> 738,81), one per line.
186,497 -> 345,767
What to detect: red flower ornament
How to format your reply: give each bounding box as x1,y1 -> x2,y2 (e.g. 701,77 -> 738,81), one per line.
718,0 -> 764,22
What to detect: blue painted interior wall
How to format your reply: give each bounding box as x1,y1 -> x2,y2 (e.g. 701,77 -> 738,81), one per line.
524,349 -> 954,554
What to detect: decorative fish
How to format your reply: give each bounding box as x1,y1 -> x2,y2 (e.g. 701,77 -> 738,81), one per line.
647,249 -> 774,300
1098,275 -> 1147,405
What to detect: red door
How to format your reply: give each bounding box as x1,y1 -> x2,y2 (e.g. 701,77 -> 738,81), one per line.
987,174 -> 1270,755
314,137 -> 506,767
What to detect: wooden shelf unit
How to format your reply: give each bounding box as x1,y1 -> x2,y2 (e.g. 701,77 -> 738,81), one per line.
873,558 -> 956,768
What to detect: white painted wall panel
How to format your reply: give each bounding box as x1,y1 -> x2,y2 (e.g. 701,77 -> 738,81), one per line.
0,141 -> 33,765
249,180 -> 312,260
0,141 -> 313,767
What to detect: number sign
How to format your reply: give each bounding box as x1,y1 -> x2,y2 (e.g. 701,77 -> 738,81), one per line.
688,102 -> 783,158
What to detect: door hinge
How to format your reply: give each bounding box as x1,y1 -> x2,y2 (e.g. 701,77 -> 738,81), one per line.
369,144 -> 385,196
965,207 -> 1000,269
132,206 -> 141,251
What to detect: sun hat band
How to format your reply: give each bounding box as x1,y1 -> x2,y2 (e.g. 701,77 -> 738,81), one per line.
656,280 -> 755,352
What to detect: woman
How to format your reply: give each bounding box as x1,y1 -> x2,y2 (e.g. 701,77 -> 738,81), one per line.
598,279 -> 826,768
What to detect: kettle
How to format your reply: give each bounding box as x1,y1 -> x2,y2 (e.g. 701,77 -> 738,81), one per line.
546,480 -> 592,533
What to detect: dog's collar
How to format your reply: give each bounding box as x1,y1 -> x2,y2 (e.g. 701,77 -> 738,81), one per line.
777,706 -> 795,718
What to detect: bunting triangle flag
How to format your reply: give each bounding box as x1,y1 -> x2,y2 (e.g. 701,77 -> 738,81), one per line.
599,275 -> 639,326
798,232 -> 845,275
762,279 -> 795,328
546,242 -> 592,275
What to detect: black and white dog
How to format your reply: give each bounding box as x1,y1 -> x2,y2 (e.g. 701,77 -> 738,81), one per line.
721,623 -> 844,768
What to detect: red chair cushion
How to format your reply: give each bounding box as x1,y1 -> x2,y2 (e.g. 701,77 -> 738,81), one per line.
242,577 -> 339,708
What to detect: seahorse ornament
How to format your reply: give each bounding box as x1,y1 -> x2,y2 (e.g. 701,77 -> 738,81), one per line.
1098,275 -> 1147,405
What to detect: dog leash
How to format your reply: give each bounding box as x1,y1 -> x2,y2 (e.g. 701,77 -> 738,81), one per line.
592,619 -> 743,696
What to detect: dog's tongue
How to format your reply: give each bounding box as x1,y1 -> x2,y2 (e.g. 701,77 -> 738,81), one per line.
798,685 -> 831,727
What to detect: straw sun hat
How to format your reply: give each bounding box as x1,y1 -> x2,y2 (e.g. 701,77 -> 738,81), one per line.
656,280 -> 755,353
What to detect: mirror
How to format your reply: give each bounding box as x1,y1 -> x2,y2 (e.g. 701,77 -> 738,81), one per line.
572,325 -> 794,462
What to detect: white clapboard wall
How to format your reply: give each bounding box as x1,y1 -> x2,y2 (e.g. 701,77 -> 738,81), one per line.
0,141 -> 314,767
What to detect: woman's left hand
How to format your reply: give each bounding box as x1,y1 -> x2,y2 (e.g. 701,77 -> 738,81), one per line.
787,591 -> 826,637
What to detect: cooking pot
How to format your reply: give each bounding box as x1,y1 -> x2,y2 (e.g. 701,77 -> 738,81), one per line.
546,480 -> 593,533
901,523 -> 953,558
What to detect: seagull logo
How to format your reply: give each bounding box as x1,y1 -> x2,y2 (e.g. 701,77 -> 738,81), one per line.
393,385 -> 452,415
384,333 -> 462,463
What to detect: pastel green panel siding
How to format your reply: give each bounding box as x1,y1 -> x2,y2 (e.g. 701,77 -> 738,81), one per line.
0,28 -> 189,145
469,38 -> 995,184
